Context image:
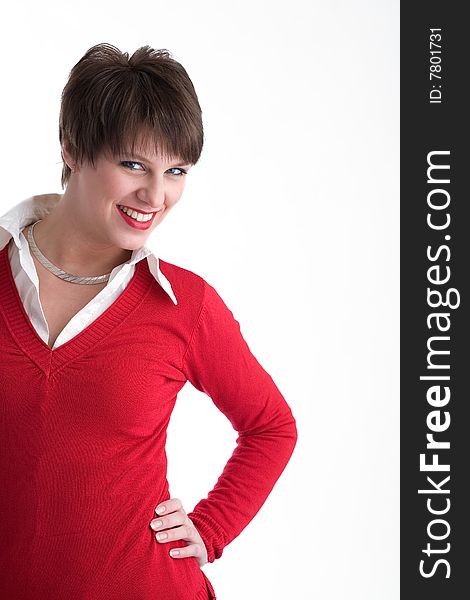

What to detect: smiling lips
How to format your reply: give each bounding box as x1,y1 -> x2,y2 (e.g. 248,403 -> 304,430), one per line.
117,204 -> 159,222
117,204 -> 161,230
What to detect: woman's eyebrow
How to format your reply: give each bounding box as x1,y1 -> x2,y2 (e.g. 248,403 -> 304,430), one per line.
122,152 -> 191,167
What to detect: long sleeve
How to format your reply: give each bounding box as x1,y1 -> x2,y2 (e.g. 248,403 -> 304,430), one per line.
183,281 -> 298,563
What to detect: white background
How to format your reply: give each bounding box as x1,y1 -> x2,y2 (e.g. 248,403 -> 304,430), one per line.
0,1 -> 399,598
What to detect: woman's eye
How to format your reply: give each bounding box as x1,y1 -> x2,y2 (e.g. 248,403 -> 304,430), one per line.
121,161 -> 144,171
120,162 -> 187,176
167,167 -> 188,177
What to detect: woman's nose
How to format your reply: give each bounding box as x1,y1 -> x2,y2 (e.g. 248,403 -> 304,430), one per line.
141,177 -> 165,210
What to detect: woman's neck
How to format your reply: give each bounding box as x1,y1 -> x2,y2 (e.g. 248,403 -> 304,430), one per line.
25,199 -> 133,276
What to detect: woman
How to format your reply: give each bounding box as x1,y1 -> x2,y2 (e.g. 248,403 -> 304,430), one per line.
0,43 -> 297,599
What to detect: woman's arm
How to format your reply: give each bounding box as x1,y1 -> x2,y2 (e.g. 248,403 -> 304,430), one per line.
181,280 -> 298,563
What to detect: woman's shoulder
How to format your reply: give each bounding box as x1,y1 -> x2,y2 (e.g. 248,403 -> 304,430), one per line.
157,258 -> 226,314
158,257 -> 207,289
157,257 -> 210,308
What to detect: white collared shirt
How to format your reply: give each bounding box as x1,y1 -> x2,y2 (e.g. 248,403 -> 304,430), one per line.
0,193 -> 178,349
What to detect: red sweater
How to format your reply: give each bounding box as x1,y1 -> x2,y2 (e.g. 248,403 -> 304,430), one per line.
0,244 -> 297,599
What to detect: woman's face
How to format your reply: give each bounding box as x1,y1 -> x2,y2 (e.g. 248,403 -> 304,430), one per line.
63,139 -> 192,252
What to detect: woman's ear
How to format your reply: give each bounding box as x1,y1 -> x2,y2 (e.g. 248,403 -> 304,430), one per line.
61,139 -> 78,173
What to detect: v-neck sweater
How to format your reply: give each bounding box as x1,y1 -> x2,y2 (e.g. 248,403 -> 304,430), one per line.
0,244 -> 298,599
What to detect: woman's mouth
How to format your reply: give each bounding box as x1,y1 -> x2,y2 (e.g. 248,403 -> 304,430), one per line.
116,204 -> 159,230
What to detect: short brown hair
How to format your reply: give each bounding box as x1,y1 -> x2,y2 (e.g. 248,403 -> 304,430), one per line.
58,43 -> 204,189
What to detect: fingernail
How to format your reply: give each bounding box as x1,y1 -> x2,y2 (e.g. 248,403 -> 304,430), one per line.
155,505 -> 166,514
156,532 -> 167,541
170,550 -> 180,557
150,520 -> 162,530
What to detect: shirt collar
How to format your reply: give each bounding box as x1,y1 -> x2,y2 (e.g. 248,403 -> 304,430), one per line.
0,193 -> 177,305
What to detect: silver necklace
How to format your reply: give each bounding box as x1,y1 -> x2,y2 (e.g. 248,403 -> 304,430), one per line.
26,219 -> 111,285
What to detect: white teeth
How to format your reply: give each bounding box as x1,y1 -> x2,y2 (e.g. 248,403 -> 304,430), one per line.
118,205 -> 154,222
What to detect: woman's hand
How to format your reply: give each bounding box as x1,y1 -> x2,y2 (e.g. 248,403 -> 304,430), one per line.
150,497 -> 208,567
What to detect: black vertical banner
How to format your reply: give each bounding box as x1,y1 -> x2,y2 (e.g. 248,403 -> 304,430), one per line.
401,3 -> 468,598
